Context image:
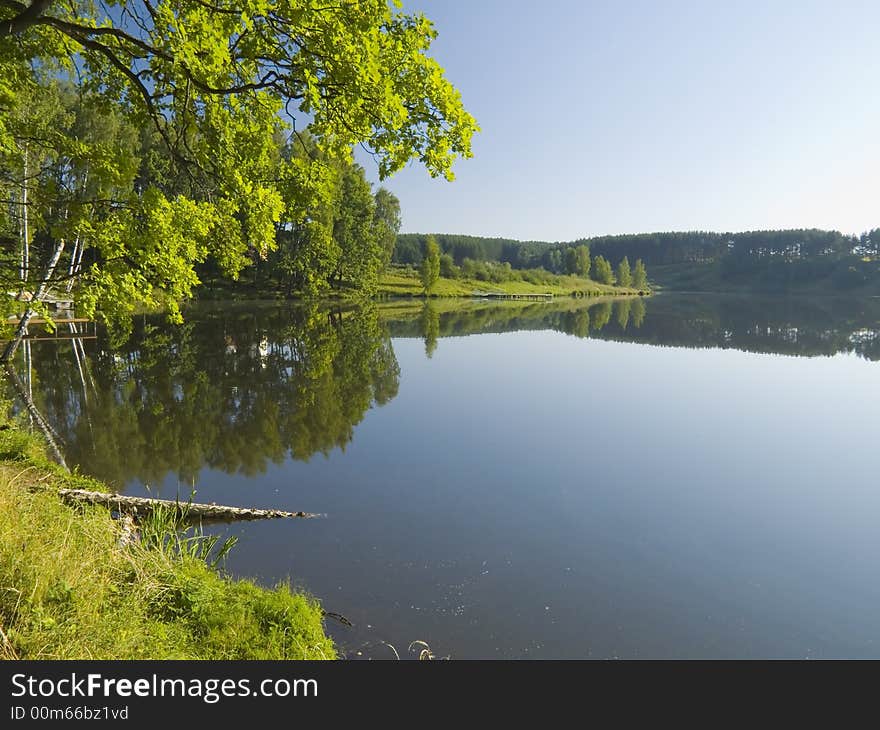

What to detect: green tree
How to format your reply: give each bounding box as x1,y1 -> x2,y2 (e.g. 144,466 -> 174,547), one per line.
332,164 -> 383,294
564,248 -> 578,275
616,257 -> 632,288
420,236 -> 440,294
265,131 -> 341,297
373,188 -> 401,272
0,1 -> 478,357
439,252 -> 459,278
574,245 -> 591,278
564,245 -> 591,277
593,256 -> 614,285
632,258 -> 648,289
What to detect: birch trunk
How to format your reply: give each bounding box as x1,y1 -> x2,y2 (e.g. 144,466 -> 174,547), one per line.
20,145 -> 28,284
2,238 -> 65,362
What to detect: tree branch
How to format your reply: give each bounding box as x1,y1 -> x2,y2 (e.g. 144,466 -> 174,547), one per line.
0,0 -> 53,38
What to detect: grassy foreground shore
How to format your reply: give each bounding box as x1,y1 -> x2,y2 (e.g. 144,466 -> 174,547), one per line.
0,417 -> 335,660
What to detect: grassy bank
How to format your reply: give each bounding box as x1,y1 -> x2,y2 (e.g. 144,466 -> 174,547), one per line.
0,421 -> 335,660
378,267 -> 645,298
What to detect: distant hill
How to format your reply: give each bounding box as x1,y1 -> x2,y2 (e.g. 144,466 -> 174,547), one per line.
395,229 -> 880,293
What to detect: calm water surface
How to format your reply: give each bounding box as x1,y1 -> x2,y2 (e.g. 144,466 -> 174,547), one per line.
17,294 -> 880,658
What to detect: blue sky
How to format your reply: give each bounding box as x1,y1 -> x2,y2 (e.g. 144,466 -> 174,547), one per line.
357,1 -> 880,241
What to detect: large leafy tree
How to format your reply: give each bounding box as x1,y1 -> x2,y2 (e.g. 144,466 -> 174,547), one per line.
331,163 -> 383,294
0,0 -> 477,357
373,187 -> 401,271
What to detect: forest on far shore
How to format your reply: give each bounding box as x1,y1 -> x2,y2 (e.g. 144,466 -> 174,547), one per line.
393,228 -> 880,293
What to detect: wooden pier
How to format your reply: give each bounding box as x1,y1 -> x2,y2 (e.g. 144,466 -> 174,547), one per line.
44,295 -> 74,311
7,293 -> 74,311
2,316 -> 96,342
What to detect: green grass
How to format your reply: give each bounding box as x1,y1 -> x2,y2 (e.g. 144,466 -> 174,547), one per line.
0,420 -> 335,660
378,268 -> 644,298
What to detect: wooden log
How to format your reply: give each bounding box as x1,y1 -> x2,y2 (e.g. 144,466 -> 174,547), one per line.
55,488 -> 322,522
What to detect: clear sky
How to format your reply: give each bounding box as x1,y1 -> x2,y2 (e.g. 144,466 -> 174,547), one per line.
357,0 -> 880,241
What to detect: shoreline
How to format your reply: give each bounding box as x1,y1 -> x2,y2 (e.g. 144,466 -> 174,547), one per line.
0,417 -> 336,661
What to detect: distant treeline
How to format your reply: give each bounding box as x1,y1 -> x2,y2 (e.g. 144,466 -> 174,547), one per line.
401,234 -> 646,289
394,229 -> 880,291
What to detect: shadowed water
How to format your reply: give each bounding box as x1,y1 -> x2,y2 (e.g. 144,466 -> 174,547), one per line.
11,294 -> 880,658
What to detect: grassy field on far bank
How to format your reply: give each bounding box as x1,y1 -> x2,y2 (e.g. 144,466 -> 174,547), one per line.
378,267 -> 645,298
0,421 -> 335,660
196,268 -> 647,301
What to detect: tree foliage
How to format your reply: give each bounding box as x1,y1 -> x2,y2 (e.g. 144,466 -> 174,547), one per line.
419,234 -> 440,293
593,255 -> 613,285
616,256 -> 632,288
0,0 -> 477,350
632,258 -> 647,289
575,245 -> 591,278
391,227 -> 880,293
564,244 -> 590,277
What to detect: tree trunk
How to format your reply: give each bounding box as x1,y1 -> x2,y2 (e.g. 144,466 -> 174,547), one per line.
20,144 -> 28,284
66,169 -> 89,293
65,233 -> 79,293
2,238 -> 65,362
1,0 -> 56,38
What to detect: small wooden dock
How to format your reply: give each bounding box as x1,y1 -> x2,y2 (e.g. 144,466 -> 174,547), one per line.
7,293 -> 74,310
2,316 -> 96,341
472,291 -> 554,301
44,295 -> 74,311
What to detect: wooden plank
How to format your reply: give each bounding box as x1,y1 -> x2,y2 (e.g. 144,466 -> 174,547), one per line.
0,334 -> 96,342
5,317 -> 92,324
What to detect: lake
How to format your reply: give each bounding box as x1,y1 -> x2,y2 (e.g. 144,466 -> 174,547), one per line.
14,293 -> 880,658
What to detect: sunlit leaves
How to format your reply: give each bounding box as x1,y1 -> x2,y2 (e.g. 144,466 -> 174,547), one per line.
0,0 -> 476,329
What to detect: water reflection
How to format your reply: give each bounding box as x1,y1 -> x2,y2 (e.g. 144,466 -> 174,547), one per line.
9,293 -> 880,490
15,304 -> 399,487
398,294 -> 880,360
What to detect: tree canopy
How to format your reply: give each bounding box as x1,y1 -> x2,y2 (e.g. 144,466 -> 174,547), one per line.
592,255 -> 613,285
0,0 -> 477,352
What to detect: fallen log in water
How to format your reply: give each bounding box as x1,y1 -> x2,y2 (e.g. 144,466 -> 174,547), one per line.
55,488 -> 322,522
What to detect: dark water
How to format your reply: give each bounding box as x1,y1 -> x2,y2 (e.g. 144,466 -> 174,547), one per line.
14,294 -> 880,658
